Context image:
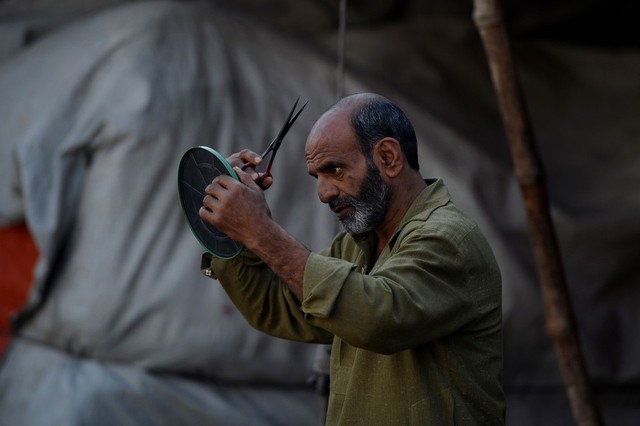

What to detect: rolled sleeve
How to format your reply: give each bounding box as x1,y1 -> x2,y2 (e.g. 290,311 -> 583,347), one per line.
200,252 -> 218,279
200,249 -> 262,280
301,252 -> 358,319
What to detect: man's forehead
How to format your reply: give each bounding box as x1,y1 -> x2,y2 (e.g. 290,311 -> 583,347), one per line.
308,105 -> 353,142
306,113 -> 355,154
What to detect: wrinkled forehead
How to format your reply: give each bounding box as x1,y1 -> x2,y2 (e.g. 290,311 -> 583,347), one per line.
305,109 -> 355,154
304,110 -> 365,175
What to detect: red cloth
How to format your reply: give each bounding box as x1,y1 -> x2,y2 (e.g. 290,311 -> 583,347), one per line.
0,223 -> 37,354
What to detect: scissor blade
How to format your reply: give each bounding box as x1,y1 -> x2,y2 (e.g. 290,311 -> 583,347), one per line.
273,99 -> 308,150
286,100 -> 308,133
256,97 -> 307,163
259,98 -> 299,157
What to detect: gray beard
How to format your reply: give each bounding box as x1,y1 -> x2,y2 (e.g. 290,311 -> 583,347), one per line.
334,162 -> 392,235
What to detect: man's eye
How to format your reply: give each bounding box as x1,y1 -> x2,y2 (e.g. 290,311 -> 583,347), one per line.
331,167 -> 343,176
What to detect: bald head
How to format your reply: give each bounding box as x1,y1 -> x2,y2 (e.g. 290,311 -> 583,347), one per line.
310,93 -> 420,171
329,93 -> 383,114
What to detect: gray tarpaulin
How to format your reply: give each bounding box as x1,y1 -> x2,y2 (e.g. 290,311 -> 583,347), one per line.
1,1 -> 639,425
0,2 -> 341,424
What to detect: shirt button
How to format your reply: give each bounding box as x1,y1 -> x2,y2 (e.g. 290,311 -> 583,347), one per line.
204,269 -> 212,277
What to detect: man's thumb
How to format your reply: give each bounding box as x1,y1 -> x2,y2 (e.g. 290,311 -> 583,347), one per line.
233,166 -> 258,188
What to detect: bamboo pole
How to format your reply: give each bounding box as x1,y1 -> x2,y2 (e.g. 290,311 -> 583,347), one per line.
471,1 -> 603,425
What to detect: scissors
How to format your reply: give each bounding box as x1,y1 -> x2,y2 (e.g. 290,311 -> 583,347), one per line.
241,97 -> 308,183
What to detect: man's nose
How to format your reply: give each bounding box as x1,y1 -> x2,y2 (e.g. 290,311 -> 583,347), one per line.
317,178 -> 339,204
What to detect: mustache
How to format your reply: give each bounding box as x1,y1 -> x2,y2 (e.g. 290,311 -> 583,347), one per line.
329,197 -> 354,212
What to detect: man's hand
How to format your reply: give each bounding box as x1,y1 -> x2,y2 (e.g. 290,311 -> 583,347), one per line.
227,149 -> 273,190
199,148 -> 310,302
199,164 -> 272,248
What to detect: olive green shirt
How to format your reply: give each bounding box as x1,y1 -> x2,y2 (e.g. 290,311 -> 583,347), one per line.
202,178 -> 504,425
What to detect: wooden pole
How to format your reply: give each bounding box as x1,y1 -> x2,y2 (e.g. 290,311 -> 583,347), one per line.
471,1 -> 603,425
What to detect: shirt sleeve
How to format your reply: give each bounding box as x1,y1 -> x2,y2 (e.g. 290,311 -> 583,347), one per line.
299,223 -> 498,355
202,250 -> 334,344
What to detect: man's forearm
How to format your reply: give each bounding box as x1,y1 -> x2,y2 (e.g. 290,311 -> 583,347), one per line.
245,220 -> 310,301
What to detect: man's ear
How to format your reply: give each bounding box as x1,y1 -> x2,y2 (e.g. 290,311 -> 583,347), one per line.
374,138 -> 403,178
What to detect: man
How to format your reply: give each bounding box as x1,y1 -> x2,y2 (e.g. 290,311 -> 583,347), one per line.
199,93 -> 505,425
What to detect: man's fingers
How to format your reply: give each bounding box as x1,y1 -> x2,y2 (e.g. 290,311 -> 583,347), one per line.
229,149 -> 263,168
199,205 -> 212,218
258,175 -> 273,190
233,166 -> 260,189
205,175 -> 234,195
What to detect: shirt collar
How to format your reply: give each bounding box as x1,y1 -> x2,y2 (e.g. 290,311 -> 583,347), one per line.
353,178 -> 451,253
